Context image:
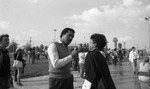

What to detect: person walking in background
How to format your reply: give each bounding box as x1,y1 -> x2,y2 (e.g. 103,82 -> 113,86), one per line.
112,48 -> 118,65
13,48 -> 26,86
117,43 -> 124,66
129,47 -> 139,74
78,44 -> 88,78
0,34 -> 13,89
27,48 -> 32,64
47,27 -> 79,89
82,33 -> 116,89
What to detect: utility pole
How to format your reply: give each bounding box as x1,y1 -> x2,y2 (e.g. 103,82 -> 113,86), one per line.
84,36 -> 86,43
29,37 -> 32,47
145,17 -> 150,52
145,17 -> 150,46
123,42 -> 126,49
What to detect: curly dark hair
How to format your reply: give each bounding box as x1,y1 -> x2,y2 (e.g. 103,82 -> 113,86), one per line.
90,33 -> 107,51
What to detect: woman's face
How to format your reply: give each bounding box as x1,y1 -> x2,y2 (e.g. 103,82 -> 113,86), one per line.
89,39 -> 96,51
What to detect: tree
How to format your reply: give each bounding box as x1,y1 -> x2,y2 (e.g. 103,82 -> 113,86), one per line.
8,40 -> 18,53
44,46 -> 48,51
113,37 -> 118,49
23,42 -> 31,52
40,44 -> 44,53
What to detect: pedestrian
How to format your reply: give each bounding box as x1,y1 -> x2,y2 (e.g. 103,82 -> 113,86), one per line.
36,51 -> 40,60
129,47 -> 139,74
27,49 -> 31,64
82,33 -> 116,89
113,49 -> 118,65
13,48 -> 26,86
117,43 -> 124,66
78,50 -> 87,78
47,27 -> 79,89
0,34 -> 14,89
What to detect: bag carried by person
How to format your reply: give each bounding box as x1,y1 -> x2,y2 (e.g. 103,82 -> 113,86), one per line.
12,60 -> 22,68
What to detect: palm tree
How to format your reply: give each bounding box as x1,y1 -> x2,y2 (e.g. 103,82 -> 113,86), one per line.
113,37 -> 118,49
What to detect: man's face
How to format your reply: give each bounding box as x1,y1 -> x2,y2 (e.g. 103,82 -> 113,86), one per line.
1,37 -> 9,48
61,31 -> 74,46
118,44 -> 122,49
132,48 -> 135,51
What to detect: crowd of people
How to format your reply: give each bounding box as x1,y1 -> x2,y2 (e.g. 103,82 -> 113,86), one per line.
0,27 -> 150,89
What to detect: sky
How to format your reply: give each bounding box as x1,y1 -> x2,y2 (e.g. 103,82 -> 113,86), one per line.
0,0 -> 150,50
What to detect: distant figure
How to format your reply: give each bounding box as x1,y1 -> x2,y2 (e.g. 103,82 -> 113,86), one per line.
47,28 -> 79,89
137,57 -> 150,82
31,47 -> 36,64
82,33 -> 116,89
36,51 -> 40,60
117,43 -> 124,66
27,49 -> 31,64
129,47 -> 139,74
113,49 -> 118,65
0,34 -> 13,89
78,52 -> 87,78
13,48 -> 25,86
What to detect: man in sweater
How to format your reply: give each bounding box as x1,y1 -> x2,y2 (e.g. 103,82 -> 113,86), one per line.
47,27 -> 79,89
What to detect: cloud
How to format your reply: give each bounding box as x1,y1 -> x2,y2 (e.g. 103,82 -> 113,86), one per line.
146,5 -> 150,11
118,36 -> 134,42
67,0 -> 149,32
12,29 -> 41,45
0,20 -> 9,29
29,29 -> 41,37
122,0 -> 142,6
28,0 -> 38,4
65,0 -> 150,48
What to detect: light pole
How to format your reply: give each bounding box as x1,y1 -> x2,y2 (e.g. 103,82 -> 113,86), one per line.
145,17 -> 150,49
54,29 -> 56,41
29,37 -> 32,47
123,42 -> 126,49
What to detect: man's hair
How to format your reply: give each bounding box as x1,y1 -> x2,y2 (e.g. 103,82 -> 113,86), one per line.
90,33 -> 107,51
0,34 -> 9,42
132,47 -> 135,50
60,27 -> 75,38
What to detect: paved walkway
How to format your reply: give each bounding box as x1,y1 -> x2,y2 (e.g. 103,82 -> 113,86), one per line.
12,61 -> 149,89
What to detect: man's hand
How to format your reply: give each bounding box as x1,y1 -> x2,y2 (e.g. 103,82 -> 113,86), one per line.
71,48 -> 79,59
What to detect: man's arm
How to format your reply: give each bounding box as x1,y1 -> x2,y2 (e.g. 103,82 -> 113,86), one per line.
47,43 -> 73,69
0,50 -> 3,68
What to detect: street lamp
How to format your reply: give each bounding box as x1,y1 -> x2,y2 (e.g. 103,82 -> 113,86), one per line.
145,17 -> 150,48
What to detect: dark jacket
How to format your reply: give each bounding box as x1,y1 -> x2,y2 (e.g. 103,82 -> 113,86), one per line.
84,50 -> 116,89
0,49 -> 11,78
